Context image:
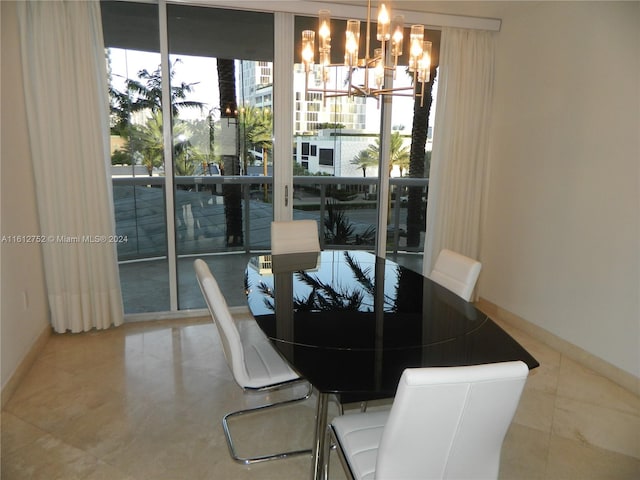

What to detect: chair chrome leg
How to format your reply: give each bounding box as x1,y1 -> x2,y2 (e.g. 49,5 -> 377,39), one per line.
322,419 -> 333,480
328,425 -> 356,480
311,392 -> 331,480
221,382 -> 313,464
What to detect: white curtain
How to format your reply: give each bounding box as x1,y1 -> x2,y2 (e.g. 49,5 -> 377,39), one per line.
423,27 -> 496,276
17,1 -> 124,333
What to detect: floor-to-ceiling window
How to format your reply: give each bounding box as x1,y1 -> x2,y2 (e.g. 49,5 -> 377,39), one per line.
102,1 -> 438,315
102,1 -> 170,313
166,4 -> 274,309
102,1 -> 274,313
292,13 -> 439,263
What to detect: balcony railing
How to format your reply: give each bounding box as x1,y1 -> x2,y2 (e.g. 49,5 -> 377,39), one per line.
112,175 -> 428,261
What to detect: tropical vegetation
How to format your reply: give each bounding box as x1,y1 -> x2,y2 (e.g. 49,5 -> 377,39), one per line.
352,131 -> 411,177
108,58 -> 206,175
238,106 -> 272,174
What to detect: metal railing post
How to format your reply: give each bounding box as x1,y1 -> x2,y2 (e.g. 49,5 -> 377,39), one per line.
391,184 -> 401,254
243,184 -> 251,252
319,183 -> 326,250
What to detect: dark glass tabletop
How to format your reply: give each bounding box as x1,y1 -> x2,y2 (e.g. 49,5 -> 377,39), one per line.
245,250 -> 539,396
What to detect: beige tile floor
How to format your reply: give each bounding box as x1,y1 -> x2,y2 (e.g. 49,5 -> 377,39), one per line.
2,314 -> 639,480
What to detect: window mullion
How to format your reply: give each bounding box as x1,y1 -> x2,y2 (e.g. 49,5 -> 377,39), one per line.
159,0 -> 178,311
273,11 -> 294,221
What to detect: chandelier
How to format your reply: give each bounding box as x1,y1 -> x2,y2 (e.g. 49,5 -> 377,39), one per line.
301,0 -> 432,106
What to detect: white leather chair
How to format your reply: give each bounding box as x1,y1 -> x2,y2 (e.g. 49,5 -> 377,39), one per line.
330,361 -> 529,480
429,249 -> 482,302
271,219 -> 320,255
194,259 -> 311,464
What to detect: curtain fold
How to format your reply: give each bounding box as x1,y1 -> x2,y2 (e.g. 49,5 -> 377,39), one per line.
423,27 -> 496,278
17,1 -> 124,333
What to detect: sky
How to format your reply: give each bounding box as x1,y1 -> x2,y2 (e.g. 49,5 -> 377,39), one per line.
107,47 -> 436,131
108,48 -> 219,120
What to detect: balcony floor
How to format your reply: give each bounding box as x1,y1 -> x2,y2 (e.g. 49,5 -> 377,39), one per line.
119,251 -> 425,315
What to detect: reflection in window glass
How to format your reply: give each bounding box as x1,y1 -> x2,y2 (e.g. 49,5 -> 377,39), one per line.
292,14 -> 439,258
103,1 -> 277,312
166,4 -> 274,308
102,0 -> 170,313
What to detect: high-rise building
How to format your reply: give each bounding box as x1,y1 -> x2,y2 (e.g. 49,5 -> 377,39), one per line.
240,60 -> 273,110
239,61 -> 369,134
293,63 -> 368,134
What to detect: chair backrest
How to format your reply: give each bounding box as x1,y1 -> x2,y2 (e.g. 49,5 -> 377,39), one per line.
194,259 -> 249,386
271,220 -> 320,255
429,249 -> 482,301
375,361 -> 528,480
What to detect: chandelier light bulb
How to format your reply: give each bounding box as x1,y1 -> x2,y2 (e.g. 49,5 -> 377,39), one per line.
409,24 -> 424,72
318,10 -> 331,52
376,3 -> 390,41
390,15 -> 404,56
302,30 -> 315,69
301,0 -> 429,103
418,41 -> 432,82
344,20 -> 360,67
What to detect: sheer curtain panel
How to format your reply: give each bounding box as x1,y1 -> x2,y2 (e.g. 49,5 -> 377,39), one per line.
17,1 -> 124,333
423,27 -> 496,277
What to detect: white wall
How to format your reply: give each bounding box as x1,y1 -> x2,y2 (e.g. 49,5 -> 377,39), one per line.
480,2 -> 639,377
1,0 -> 637,388
1,1 -> 50,391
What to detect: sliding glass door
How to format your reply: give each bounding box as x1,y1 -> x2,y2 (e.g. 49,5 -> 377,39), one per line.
102,1 -> 438,315
102,1 -> 274,313
291,13 -> 439,265
102,1 -> 170,313
166,4 -> 274,309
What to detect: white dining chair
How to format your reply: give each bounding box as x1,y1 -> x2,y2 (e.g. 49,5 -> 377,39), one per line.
194,259 -> 312,464
271,219 -> 320,255
429,249 -> 482,302
329,361 -> 529,480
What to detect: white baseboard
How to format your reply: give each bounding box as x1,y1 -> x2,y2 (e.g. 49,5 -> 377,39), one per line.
1,324 -> 52,409
476,297 -> 639,396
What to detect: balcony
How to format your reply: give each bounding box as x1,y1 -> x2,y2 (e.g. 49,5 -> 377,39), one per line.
114,175 -> 428,315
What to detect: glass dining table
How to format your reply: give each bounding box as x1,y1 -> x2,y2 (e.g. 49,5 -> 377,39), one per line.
245,250 -> 539,480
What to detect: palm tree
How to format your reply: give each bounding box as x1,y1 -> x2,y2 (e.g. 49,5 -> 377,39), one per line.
406,57 -> 439,247
324,201 -> 376,246
109,59 -> 204,136
351,149 -> 377,177
366,131 -> 410,176
136,112 -> 163,175
251,251 -> 398,312
217,58 -> 243,247
135,112 -> 194,176
324,201 -> 355,245
109,58 -> 206,179
241,106 -> 273,201
239,106 -> 272,173
173,134 -> 201,177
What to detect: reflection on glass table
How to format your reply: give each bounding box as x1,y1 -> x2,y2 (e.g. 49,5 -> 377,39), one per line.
245,250 -> 539,480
